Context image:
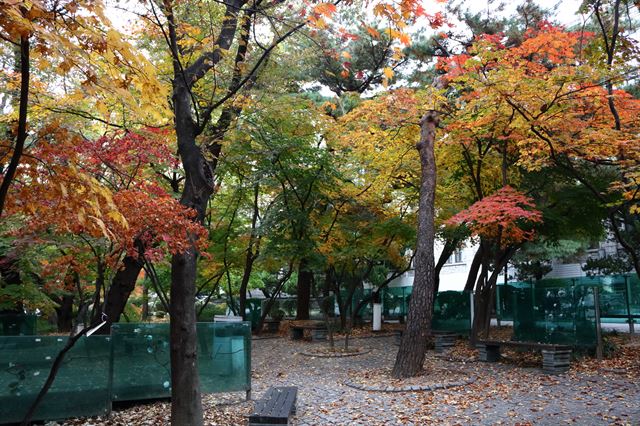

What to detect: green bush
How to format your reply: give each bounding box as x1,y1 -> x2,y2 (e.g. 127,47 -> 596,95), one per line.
197,303 -> 227,321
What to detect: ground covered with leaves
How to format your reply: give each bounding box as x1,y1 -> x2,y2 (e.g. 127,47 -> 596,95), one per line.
62,327 -> 640,425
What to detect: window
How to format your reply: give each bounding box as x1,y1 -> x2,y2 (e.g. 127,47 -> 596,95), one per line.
446,249 -> 463,264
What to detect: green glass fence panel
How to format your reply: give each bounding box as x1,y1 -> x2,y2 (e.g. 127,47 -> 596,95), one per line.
0,313 -> 37,335
432,291 -> 471,333
499,274 -> 640,324
111,322 -> 251,402
351,288 -> 373,320
259,297 -> 332,320
245,298 -> 262,329
336,289 -> 372,319
496,284 -> 528,321
382,287 -> 412,318
497,281 -> 533,317
0,335 -> 112,423
512,285 -> 597,347
199,322 -> 251,394
110,323 -> 171,401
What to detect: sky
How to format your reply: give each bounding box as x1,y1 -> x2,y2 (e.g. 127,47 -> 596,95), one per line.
456,0 -> 584,25
107,0 -> 587,34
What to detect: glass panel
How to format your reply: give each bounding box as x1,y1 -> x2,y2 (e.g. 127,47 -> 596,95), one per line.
382,287 -> 412,318
0,314 -> 37,335
432,291 -> 471,333
0,335 -> 112,423
500,274 -> 639,325
512,285 -> 597,347
111,322 -> 251,401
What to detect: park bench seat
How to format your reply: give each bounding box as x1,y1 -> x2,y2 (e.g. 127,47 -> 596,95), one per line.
289,320 -> 328,341
249,386 -> 297,425
477,339 -> 572,374
394,329 -> 457,353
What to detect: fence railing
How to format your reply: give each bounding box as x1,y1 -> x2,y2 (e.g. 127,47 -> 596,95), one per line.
497,274 -> 640,328
0,322 -> 251,424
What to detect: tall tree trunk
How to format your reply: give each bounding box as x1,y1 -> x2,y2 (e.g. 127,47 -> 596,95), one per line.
97,254 -> 144,333
295,258 -> 312,320
0,35 -> 29,217
470,247 -> 515,343
464,242 -> 484,292
55,295 -> 74,332
239,184 -> 260,322
170,247 -> 204,426
142,284 -> 149,321
161,0 -> 297,420
255,264 -> 294,333
433,238 -> 458,297
168,65 -> 213,425
392,110 -> 438,378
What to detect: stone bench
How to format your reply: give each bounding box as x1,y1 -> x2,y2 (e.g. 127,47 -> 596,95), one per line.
394,329 -> 457,353
477,340 -> 572,374
289,320 -> 328,342
263,320 -> 281,334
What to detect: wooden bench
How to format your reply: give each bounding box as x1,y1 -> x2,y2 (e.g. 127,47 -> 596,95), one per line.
249,386 -> 297,425
477,340 -> 572,374
289,320 -> 328,342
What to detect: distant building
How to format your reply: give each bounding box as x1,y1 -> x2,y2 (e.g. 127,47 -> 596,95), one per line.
387,237 -> 625,290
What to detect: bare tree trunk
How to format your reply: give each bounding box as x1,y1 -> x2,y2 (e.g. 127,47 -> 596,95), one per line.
160,0 -> 304,420
392,110 -> 438,378
21,283 -> 104,425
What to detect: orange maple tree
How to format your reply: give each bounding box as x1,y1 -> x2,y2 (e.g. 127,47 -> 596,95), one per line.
446,186 -> 543,247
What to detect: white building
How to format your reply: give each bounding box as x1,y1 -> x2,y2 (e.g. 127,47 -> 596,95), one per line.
387,238 -> 624,290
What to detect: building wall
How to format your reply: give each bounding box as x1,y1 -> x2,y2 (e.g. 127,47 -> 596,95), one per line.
387,237 -> 624,290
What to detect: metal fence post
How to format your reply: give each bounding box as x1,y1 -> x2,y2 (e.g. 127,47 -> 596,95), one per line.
469,291 -> 475,338
624,275 -> 635,334
496,285 -> 502,327
594,286 -> 603,361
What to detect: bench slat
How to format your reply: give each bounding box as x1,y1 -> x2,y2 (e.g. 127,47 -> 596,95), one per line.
249,386 -> 297,425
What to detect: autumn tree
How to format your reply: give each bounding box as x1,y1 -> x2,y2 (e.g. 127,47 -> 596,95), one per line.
133,1 -> 440,419
450,16 -> 640,282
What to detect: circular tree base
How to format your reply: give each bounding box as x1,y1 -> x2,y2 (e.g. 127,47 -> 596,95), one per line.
299,348 -> 371,358
344,362 -> 475,392
343,376 -> 476,392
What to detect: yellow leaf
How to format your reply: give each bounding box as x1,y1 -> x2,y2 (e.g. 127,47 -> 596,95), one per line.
90,215 -> 113,240
383,67 -> 394,79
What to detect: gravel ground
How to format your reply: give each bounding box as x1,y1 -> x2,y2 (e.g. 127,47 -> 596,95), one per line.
64,333 -> 640,425
246,335 -> 640,425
